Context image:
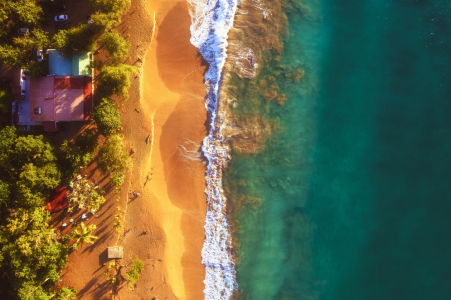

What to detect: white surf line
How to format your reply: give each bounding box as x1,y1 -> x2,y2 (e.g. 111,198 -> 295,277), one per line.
186,0 -> 239,298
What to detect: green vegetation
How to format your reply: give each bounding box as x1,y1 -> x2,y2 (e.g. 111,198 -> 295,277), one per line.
99,31 -> 130,64
97,134 -> 130,174
0,0 -> 47,67
111,172 -> 125,186
104,261 -> 121,285
72,222 -> 98,248
0,127 -> 101,298
0,207 -> 70,299
55,287 -> 77,300
92,98 -> 122,136
90,12 -> 120,32
0,180 -> 9,209
25,60 -> 49,78
97,64 -> 135,100
59,129 -> 98,183
102,257 -> 143,289
88,0 -> 130,37
0,0 -> 141,296
97,135 -> 130,185
0,86 -> 13,127
126,258 -> 144,290
114,214 -> 121,230
0,44 -> 25,66
0,127 -> 61,209
90,0 -> 131,17
13,29 -> 49,50
0,126 -> 75,298
52,24 -> 97,57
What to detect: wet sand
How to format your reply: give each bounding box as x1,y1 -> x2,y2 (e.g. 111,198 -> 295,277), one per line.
140,0 -> 208,298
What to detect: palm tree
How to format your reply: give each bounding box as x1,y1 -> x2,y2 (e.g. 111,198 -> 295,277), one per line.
73,222 -> 98,247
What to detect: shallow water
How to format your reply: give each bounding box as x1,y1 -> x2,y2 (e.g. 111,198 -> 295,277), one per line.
226,0 -> 451,299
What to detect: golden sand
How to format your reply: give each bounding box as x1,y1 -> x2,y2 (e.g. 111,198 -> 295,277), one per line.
141,0 -> 208,298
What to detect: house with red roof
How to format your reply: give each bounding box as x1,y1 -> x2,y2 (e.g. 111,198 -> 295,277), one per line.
11,50 -> 93,132
29,75 -> 93,132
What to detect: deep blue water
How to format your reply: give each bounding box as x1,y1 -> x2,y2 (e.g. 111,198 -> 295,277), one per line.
228,0 -> 451,299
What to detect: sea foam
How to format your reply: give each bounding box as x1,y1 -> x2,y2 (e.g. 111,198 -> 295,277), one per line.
186,0 -> 239,298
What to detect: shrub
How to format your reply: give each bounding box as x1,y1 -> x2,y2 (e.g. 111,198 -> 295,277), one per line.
52,24 -> 97,57
114,214 -> 121,230
57,287 -> 77,300
90,12 -> 120,33
97,135 -> 129,174
110,172 -> 124,186
126,258 -> 144,290
99,31 -> 130,64
90,0 -> 131,15
97,64 -> 135,100
59,129 -> 98,183
92,98 -> 122,136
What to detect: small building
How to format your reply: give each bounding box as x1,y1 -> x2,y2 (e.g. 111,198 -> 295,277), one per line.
108,246 -> 124,259
45,184 -> 70,212
11,50 -> 94,131
11,68 -> 31,129
29,75 -> 93,128
48,50 -> 93,76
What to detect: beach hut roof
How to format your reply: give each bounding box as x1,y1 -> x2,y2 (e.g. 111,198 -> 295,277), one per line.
45,184 -> 69,212
108,246 -> 124,259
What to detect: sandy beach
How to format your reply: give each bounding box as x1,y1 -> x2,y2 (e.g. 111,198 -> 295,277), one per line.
139,0 -> 208,298
54,0 -> 208,299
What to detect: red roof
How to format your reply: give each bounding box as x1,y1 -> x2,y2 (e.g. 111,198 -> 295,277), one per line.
54,76 -> 84,90
83,77 -> 93,120
29,76 -> 93,122
45,184 -> 69,212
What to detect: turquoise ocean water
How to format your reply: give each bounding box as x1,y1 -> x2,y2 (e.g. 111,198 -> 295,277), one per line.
227,0 -> 451,299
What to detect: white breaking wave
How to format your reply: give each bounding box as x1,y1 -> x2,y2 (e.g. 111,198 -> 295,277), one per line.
186,0 -> 239,298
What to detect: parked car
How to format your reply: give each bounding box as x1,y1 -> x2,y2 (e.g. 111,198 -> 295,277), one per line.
54,15 -> 68,21
37,50 -> 43,62
17,28 -> 29,34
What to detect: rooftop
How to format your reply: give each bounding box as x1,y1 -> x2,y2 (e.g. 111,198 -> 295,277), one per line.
48,50 -> 72,76
29,76 -> 93,122
45,184 -> 69,212
48,50 -> 93,76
